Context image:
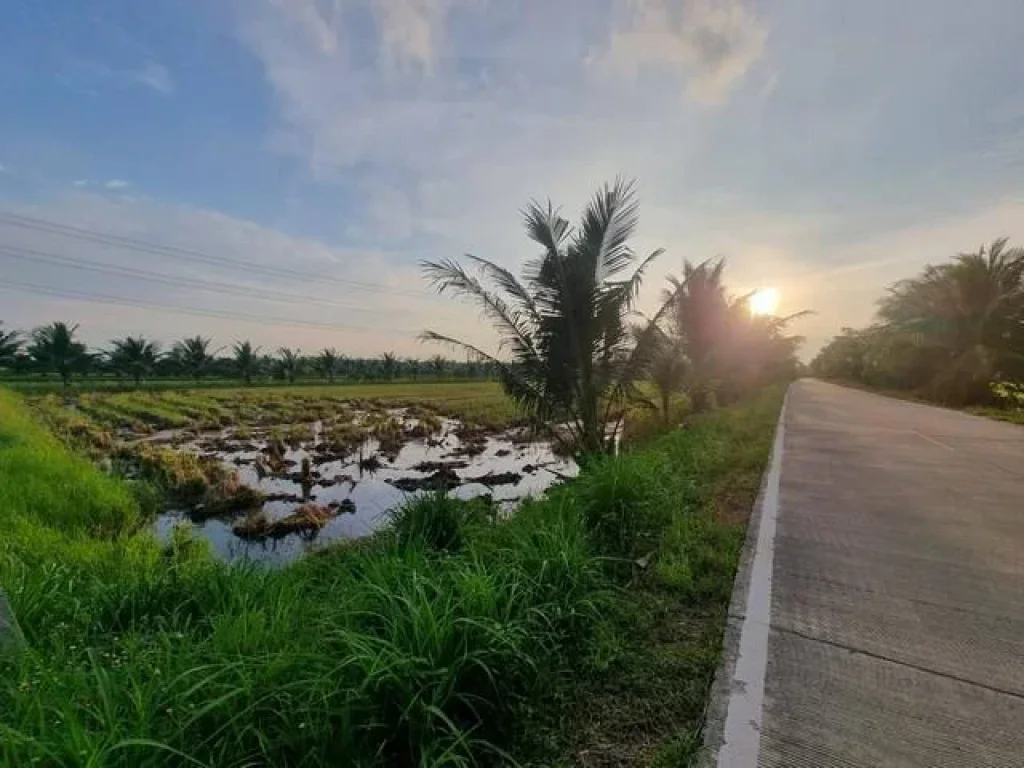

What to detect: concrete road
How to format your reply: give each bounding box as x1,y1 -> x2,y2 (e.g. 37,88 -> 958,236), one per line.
707,379 -> 1024,767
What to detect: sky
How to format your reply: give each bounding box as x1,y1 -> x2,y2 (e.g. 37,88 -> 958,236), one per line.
1,0 -> 1022,359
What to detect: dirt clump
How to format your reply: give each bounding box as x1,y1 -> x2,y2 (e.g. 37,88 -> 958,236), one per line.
389,466 -> 461,493
232,503 -> 339,540
462,470 -> 521,487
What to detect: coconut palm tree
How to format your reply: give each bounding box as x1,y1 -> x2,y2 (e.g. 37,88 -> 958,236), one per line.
315,348 -> 340,382
422,178 -> 665,455
663,259 -> 730,413
277,347 -> 302,383
406,358 -> 421,380
428,355 -> 447,380
232,341 -> 260,385
381,352 -> 398,380
876,237 -> 1024,403
171,336 -> 215,383
0,322 -> 22,369
644,328 -> 688,423
27,322 -> 89,390
106,336 -> 161,387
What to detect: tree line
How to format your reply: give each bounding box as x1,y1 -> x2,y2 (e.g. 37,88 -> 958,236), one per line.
0,324 -> 491,388
811,238 -> 1024,407
422,178 -> 807,455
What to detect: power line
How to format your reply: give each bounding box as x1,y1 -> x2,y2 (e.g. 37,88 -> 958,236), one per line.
0,244 -> 420,317
0,277 -> 417,336
0,210 -> 431,299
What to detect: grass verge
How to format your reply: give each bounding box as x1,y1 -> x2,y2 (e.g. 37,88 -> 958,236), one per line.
0,385 -> 783,767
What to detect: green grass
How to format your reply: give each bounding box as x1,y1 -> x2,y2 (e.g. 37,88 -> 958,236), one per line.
28,381 -> 520,439
1,375 -> 498,395
0,384 -> 784,767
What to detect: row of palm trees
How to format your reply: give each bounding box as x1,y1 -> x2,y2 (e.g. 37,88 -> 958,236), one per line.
422,178 -> 806,455
811,237 -> 1024,406
0,324 -> 486,388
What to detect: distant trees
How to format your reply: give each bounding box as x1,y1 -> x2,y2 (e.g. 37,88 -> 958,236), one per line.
429,355 -> 447,380
107,336 -> 161,387
380,352 -> 397,380
277,348 -> 302,383
28,322 -> 89,390
813,238 -> 1024,406
0,327 -> 493,387
0,322 -> 21,369
232,341 -> 260,385
315,348 -> 339,382
171,336 -> 215,384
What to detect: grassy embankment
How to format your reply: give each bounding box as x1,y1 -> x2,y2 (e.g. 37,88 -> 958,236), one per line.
0,384 -> 783,767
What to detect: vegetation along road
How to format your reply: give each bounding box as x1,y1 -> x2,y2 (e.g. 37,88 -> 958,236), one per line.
706,379 -> 1024,767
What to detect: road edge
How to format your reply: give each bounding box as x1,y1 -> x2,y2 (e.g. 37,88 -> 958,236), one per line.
697,385 -> 789,767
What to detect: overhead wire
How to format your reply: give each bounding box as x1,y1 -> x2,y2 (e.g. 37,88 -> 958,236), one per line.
0,244 -> 422,317
0,277 -> 417,336
0,210 -> 432,299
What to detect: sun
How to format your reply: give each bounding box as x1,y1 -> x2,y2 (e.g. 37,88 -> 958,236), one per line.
749,287 -> 780,316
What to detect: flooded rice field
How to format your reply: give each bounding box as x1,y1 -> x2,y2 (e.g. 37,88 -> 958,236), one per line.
150,407 -> 576,564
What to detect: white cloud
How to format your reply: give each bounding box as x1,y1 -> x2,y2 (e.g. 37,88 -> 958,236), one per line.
133,62 -> 174,94
591,0 -> 767,104
370,0 -> 452,72
72,179 -> 88,187
104,179 -> 131,190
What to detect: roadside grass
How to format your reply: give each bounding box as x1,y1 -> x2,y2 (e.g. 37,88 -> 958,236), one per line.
514,388 -> 783,766
0,384 -> 783,767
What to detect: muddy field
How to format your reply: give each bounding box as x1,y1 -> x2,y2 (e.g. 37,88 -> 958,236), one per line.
29,385 -> 575,564
152,409 -> 573,563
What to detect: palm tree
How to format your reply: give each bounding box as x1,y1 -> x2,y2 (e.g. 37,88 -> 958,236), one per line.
0,322 -> 22,369
422,178 -> 664,456
171,336 -> 215,383
381,352 -> 398,380
663,259 -> 730,413
876,237 -> 1024,403
277,347 -> 301,383
406,358 -> 421,380
27,322 -> 88,390
315,348 -> 339,382
106,336 -> 161,387
429,355 -> 447,380
645,328 -> 688,423
232,341 -> 261,385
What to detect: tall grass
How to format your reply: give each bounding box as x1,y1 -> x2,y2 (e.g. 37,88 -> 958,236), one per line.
0,385 -> 784,767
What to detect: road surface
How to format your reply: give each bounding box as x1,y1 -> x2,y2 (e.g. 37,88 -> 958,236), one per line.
707,379 -> 1024,767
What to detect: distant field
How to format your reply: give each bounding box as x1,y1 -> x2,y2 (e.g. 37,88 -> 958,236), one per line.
25,381 -> 519,456
0,375 -> 491,395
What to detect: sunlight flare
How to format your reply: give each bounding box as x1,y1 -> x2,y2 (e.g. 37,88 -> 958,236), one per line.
749,287 -> 780,316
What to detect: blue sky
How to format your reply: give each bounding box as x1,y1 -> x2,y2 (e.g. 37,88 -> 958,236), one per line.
1,0 -> 1022,357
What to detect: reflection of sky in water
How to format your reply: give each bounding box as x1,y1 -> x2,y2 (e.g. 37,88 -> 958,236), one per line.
153,414 -> 576,566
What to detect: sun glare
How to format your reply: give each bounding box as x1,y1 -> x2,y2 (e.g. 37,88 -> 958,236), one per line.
749,287 -> 780,316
